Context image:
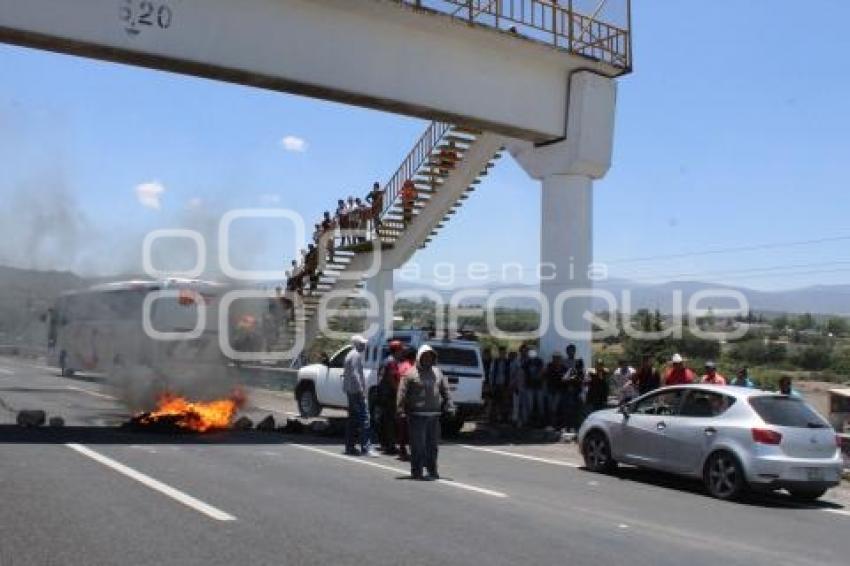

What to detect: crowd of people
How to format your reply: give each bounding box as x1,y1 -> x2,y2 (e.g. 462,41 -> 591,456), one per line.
282,182 -> 392,296
281,141 -> 463,297
480,345 -> 768,432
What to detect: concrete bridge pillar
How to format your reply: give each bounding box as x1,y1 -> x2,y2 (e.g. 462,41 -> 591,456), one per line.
509,71 -> 618,364
365,268 -> 394,339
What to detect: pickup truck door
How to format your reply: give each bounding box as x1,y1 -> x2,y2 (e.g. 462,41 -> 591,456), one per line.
318,346 -> 351,408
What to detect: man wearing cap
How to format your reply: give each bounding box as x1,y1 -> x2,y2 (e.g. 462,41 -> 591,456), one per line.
664,353 -> 696,386
701,361 -> 727,385
343,335 -> 378,457
377,340 -> 403,454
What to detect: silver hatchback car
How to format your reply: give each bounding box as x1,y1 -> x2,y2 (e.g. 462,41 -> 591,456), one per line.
578,385 -> 844,501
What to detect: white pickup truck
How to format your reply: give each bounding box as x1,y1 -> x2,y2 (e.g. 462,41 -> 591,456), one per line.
295,330 -> 485,435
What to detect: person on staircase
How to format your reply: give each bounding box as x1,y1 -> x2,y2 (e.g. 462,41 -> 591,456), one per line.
347,196 -> 361,245
366,181 -> 384,237
355,199 -> 372,243
401,180 -> 417,227
438,140 -> 459,175
303,244 -> 320,294
321,210 -> 335,264
335,199 -> 347,245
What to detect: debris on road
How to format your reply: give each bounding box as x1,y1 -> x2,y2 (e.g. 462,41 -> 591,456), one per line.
279,418 -> 305,434
256,415 -> 276,431
16,410 -> 46,427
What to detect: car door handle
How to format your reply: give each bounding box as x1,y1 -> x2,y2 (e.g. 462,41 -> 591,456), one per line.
704,427 -> 717,436
656,421 -> 667,430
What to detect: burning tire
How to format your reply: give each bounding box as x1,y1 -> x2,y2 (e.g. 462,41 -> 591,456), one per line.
296,384 -> 322,418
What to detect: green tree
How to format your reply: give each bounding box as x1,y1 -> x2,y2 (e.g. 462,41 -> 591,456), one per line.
792,345 -> 832,370
824,316 -> 849,336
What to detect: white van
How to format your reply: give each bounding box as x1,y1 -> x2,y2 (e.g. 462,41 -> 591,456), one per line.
295,330 -> 485,435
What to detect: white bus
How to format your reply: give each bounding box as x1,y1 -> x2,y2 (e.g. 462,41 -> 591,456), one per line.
47,279 -> 240,407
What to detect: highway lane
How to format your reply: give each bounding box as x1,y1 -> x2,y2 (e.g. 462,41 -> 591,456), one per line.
2,356 -> 850,566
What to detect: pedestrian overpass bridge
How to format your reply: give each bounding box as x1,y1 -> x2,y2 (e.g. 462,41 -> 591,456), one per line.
0,0 -> 633,361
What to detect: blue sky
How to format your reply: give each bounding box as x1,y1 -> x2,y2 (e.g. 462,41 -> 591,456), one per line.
1,0 -> 848,290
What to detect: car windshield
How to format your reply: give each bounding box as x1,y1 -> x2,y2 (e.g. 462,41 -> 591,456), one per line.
749,396 -> 829,428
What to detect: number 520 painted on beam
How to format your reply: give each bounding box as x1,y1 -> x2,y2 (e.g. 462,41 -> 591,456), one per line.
120,0 -> 174,37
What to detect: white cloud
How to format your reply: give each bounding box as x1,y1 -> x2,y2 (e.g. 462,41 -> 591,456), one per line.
135,181 -> 165,210
186,197 -> 203,210
280,135 -> 308,152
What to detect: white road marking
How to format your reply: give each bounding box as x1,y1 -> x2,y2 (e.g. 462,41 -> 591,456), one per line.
289,443 -> 507,499
66,444 -> 236,521
823,508 -> 850,518
65,386 -> 117,400
0,367 -> 14,375
459,444 -> 581,468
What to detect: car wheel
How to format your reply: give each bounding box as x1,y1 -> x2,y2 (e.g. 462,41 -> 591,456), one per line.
582,431 -> 616,473
296,384 -> 321,418
789,487 -> 828,501
704,451 -> 746,500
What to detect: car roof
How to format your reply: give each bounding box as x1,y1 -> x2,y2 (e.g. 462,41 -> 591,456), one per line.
657,384 -> 787,400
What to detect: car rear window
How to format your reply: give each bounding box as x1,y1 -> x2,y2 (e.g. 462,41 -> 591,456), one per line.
749,396 -> 829,428
429,346 -> 478,367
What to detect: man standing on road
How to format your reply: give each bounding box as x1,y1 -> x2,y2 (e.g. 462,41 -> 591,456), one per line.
343,335 -> 378,457
635,354 -> 661,395
395,347 -> 417,461
611,359 -> 635,400
701,361 -> 726,385
377,340 -> 403,454
731,366 -> 755,388
489,345 -> 511,423
397,345 -> 454,480
664,353 -> 695,386
523,350 -> 545,427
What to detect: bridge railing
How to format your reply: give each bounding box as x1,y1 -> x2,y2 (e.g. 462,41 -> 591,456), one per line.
398,0 -> 631,72
381,121 -> 453,218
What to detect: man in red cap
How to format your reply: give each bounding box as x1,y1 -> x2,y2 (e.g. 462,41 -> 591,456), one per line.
377,340 -> 404,454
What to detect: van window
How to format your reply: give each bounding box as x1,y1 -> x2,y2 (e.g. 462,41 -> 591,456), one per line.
749,396 -> 829,428
429,346 -> 478,367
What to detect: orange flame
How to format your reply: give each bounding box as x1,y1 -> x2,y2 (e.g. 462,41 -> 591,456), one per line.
139,390 -> 244,432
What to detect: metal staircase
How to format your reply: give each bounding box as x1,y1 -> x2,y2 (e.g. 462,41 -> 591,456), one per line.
271,122 -> 506,360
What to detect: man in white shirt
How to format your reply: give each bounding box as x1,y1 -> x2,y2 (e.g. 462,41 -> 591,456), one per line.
343,335 -> 378,457
610,359 -> 635,400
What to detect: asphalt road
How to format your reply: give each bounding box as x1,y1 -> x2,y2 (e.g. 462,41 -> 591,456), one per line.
1,355 -> 849,566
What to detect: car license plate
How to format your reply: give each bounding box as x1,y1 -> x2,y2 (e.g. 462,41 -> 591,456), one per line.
806,467 -> 824,481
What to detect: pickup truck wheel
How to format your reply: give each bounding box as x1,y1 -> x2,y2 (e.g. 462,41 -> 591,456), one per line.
296,384 -> 321,418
